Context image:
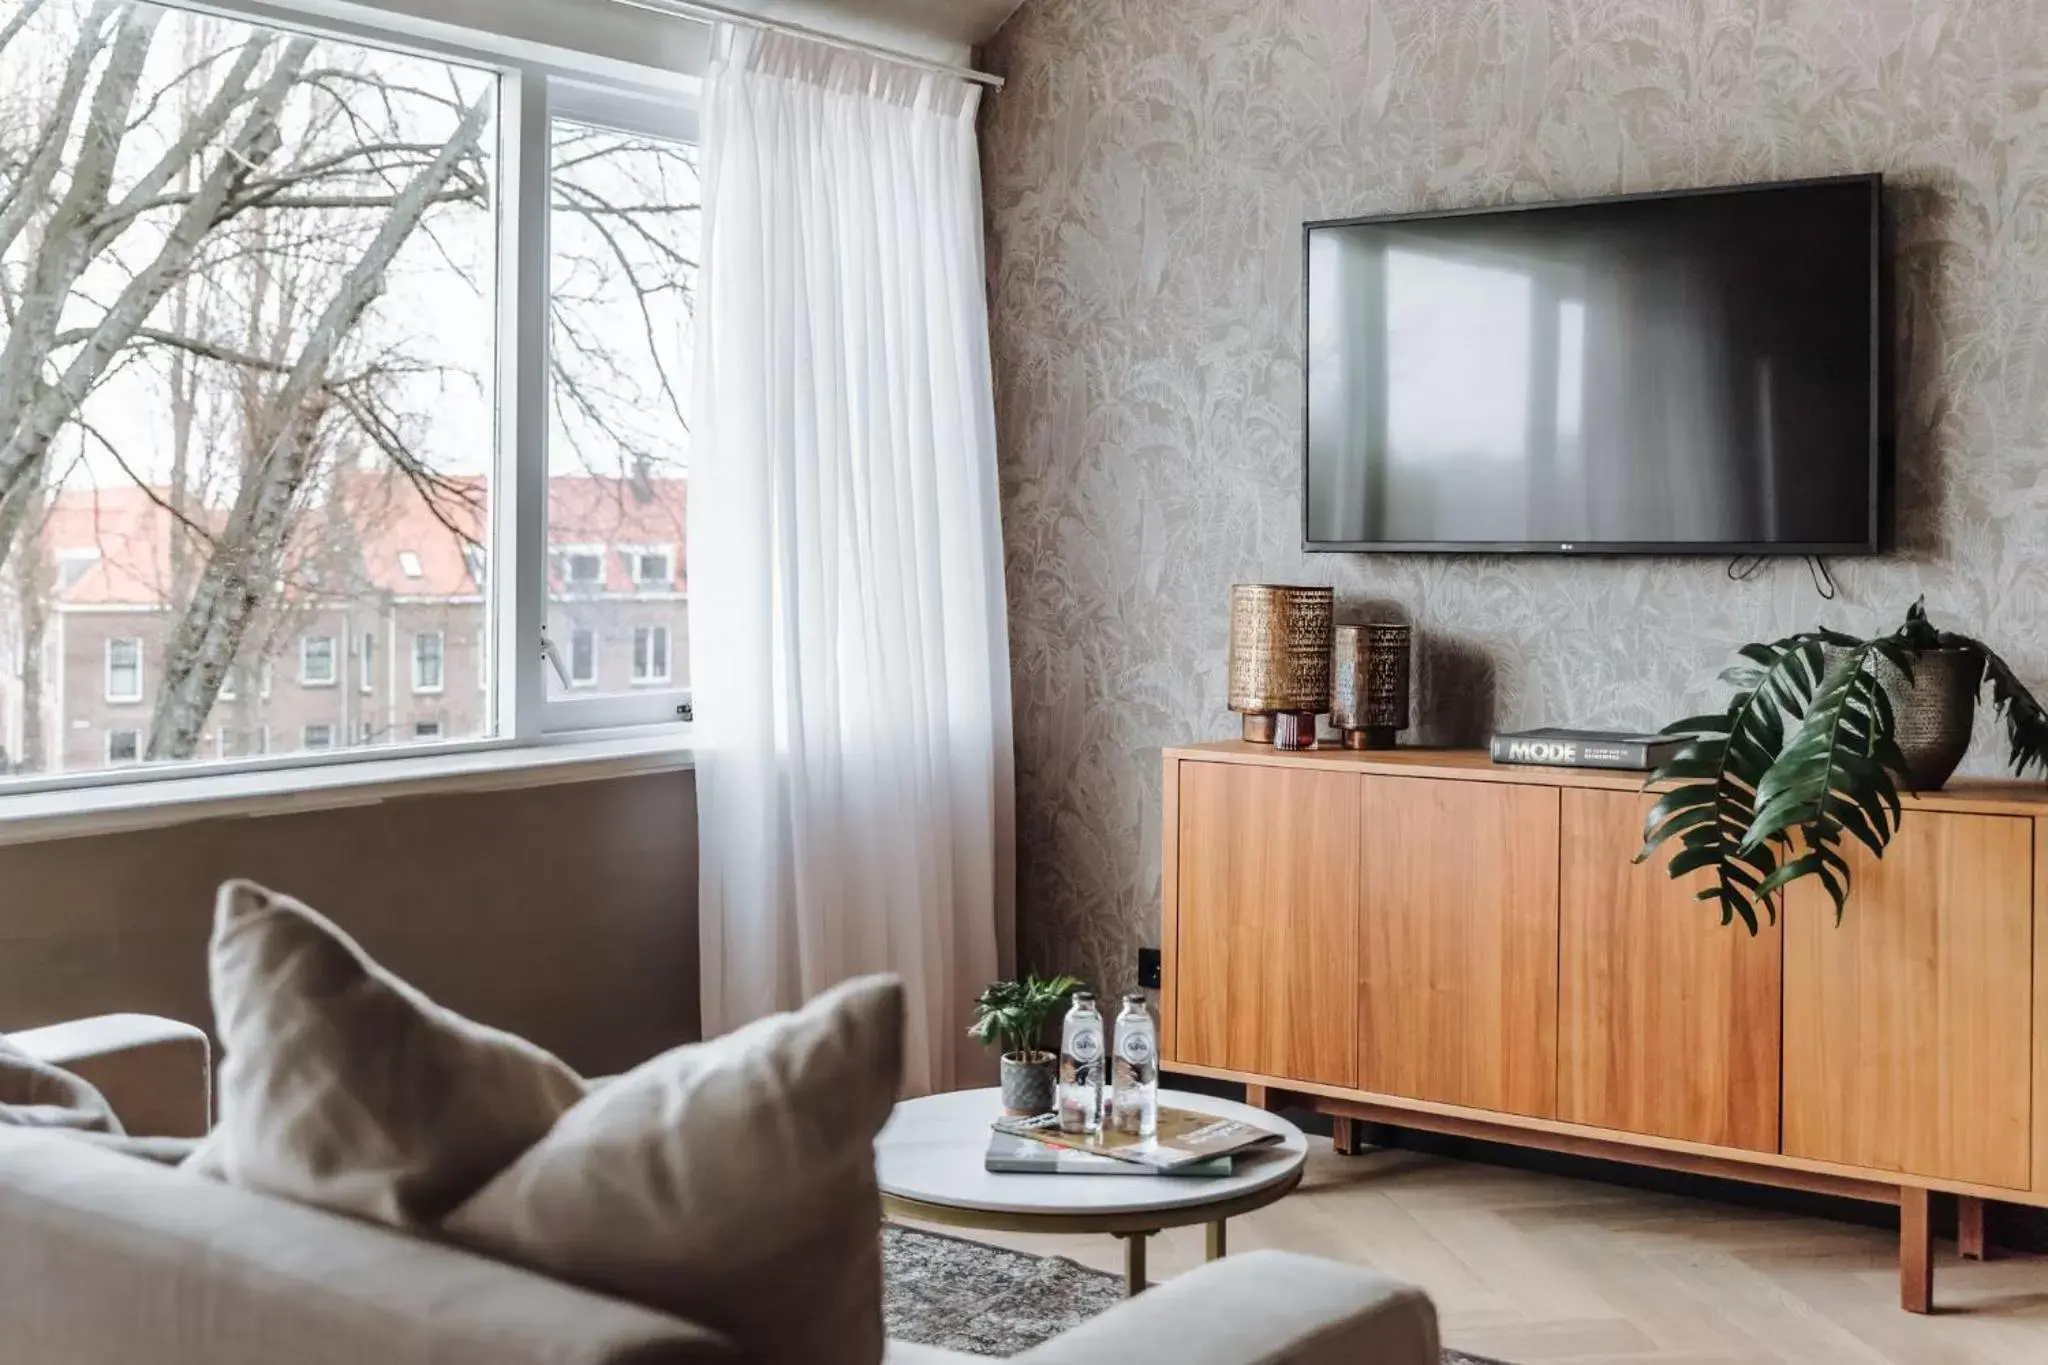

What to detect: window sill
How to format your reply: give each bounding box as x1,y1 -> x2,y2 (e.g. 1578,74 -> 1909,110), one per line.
0,727 -> 694,848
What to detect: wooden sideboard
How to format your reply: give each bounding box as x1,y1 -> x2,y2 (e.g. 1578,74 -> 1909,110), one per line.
1159,742 -> 2048,1313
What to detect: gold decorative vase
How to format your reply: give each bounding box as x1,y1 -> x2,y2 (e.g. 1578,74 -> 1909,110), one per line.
1227,584 -> 1333,744
1331,622 -> 1411,749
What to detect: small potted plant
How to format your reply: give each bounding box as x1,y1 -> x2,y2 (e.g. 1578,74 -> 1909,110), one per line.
969,974 -> 1085,1116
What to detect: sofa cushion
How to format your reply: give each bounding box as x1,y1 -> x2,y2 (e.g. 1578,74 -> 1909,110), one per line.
445,975 -> 904,1365
205,879 -> 585,1226
0,1034 -> 122,1133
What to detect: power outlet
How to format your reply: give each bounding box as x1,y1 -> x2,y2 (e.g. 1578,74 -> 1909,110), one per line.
1136,947 -> 1162,990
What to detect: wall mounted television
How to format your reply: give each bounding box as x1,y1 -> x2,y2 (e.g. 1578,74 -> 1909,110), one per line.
1303,175 -> 1887,554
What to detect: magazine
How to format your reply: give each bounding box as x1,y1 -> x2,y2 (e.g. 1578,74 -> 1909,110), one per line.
991,1106 -> 1285,1172
984,1131 -> 1233,1176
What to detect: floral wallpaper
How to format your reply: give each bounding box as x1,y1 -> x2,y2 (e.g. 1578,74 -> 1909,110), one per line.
979,0 -> 2048,994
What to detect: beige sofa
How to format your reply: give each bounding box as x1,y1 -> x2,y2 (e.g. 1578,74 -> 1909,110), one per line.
0,1016 -> 1440,1365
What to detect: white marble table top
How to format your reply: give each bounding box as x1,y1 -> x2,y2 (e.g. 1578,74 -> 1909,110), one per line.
875,1087 -> 1308,1219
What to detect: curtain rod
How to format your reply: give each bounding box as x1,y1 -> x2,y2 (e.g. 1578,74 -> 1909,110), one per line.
606,0 -> 1005,89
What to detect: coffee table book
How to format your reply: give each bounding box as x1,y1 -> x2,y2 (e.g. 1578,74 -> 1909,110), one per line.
992,1107 -> 1284,1171
984,1131 -> 1232,1176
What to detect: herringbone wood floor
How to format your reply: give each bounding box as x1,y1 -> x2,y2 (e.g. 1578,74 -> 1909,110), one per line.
904,1140 -> 2048,1364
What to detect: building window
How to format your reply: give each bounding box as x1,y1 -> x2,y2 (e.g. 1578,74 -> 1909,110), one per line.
219,666 -> 238,701
303,724 -> 334,751
627,547 -> 672,587
106,729 -> 141,765
413,632 -> 445,693
302,636 -> 337,687
357,720 -> 378,745
105,639 -> 143,704
569,628 -> 597,686
359,633 -> 377,693
632,626 -> 671,685
558,548 -> 605,589
415,721 -> 443,739
398,550 -> 424,579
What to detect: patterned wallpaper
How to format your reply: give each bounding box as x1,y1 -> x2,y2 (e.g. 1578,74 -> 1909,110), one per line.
979,0 -> 2048,994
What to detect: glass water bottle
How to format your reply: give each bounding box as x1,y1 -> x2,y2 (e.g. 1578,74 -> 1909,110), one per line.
1057,992 -> 1105,1134
1111,994 -> 1159,1137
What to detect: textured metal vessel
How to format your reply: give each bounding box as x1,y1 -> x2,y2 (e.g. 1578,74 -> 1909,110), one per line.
1331,621 -> 1412,749
1884,647 -> 1979,792
1227,584 -> 1333,743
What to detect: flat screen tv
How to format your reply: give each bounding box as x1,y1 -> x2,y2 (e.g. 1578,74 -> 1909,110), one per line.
1303,175 -> 1886,554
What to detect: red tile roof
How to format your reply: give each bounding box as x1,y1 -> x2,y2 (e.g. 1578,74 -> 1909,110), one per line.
34,472 -> 686,608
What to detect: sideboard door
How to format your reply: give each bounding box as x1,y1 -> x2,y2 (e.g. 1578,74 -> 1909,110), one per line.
1782,812 -> 2034,1190
1172,761 -> 1361,1087
1358,775 -> 1561,1118
1557,789 -> 1782,1152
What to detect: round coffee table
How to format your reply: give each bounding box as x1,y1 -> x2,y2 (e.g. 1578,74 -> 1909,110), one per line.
875,1087 -> 1307,1295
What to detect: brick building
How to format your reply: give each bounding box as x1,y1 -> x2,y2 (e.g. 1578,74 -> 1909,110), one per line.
0,473 -> 687,778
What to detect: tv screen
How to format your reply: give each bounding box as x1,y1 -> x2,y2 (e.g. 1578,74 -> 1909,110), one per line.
1303,176 -> 1884,553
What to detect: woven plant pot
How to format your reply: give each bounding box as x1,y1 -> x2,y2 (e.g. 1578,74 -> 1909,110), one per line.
1884,647 -> 1980,792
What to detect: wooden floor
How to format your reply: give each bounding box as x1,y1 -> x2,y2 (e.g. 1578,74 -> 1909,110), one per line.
903,1139 -> 2048,1364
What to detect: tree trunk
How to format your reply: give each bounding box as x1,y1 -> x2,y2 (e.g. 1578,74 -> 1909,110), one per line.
145,95 -> 490,760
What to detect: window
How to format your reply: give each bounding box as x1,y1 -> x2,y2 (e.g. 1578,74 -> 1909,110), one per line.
415,721 -> 443,739
413,632 -> 445,693
542,92 -> 694,727
557,549 -> 605,588
106,730 -> 141,765
357,721 -> 378,745
0,1 -> 692,795
632,626 -> 671,685
626,547 -> 673,587
105,639 -> 143,704
569,628 -> 597,686
301,636 -> 337,688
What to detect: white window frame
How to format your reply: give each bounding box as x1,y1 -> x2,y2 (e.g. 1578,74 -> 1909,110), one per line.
303,724 -> 334,751
104,638 -> 143,704
301,635 -> 338,688
359,632 -> 376,694
0,0 -> 698,804
412,631 -> 446,695
106,729 -> 141,765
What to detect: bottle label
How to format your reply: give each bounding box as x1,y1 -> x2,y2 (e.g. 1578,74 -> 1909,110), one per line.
1117,1031 -> 1154,1065
1066,1031 -> 1102,1064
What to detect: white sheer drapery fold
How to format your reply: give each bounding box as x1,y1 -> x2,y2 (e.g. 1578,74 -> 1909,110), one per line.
689,26 -> 1013,1094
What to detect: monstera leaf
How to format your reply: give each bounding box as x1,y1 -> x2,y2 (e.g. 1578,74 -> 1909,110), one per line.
1639,601 -> 2048,929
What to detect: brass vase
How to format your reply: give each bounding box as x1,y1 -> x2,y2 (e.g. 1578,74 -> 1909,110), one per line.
1331,622 -> 1411,749
1227,585 -> 1333,744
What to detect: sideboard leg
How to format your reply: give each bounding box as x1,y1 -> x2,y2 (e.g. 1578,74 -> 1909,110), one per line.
1206,1218 -> 1227,1261
1958,1195 -> 1990,1261
1245,1083 -> 1272,1111
1332,1114 -> 1363,1155
1119,1231 -> 1150,1296
1901,1187 -> 1933,1314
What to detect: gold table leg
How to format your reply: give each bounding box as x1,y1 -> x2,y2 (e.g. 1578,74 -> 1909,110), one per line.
1119,1231 -> 1149,1295
1206,1218 -> 1227,1260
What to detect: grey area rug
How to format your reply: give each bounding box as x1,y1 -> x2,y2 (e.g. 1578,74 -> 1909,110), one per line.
883,1225 -> 1508,1363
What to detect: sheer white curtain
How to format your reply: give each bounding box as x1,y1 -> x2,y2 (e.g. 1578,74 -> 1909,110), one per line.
688,26 -> 1013,1095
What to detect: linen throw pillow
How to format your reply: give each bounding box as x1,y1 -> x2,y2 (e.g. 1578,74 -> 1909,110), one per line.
205,879 -> 585,1226
444,974 -> 905,1365
0,1033 -> 122,1133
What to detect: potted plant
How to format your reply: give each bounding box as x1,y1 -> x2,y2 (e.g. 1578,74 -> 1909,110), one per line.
1638,600 -> 2048,932
969,974 -> 1085,1116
